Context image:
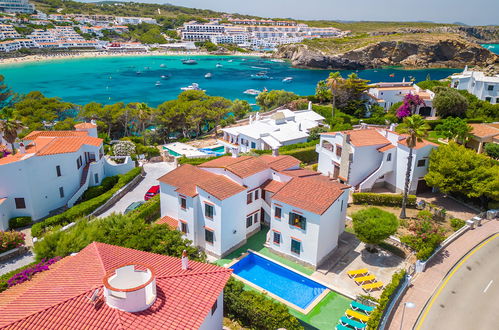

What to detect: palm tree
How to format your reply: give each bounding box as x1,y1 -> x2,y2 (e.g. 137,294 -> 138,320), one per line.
136,103 -> 152,144
326,72 -> 343,119
0,119 -> 24,155
396,115 -> 430,218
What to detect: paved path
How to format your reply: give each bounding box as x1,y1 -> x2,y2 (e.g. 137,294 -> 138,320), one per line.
416,233 -> 499,330
0,250 -> 35,276
98,162 -> 174,218
388,219 -> 499,330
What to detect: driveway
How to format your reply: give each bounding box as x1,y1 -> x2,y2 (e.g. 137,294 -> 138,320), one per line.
98,162 -> 174,218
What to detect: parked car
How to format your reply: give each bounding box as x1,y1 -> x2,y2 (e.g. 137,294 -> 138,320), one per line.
144,185 -> 160,201
124,201 -> 144,214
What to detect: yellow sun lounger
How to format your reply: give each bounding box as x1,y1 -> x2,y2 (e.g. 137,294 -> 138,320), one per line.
346,309 -> 370,323
347,268 -> 369,278
362,281 -> 384,292
354,275 -> 376,285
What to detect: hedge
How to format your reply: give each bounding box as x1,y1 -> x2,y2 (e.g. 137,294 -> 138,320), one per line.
31,167 -> 142,238
178,155 -> 225,165
131,195 -> 160,223
224,277 -> 303,330
0,261 -> 37,293
281,146 -> 318,164
81,175 -> 119,201
367,269 -> 407,330
8,216 -> 32,229
352,193 -> 417,208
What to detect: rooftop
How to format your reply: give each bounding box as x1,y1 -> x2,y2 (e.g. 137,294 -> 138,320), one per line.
0,242 -> 232,329
469,123 -> 499,138
323,129 -> 390,147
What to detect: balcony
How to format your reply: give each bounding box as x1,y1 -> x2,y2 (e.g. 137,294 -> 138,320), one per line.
217,137 -> 239,148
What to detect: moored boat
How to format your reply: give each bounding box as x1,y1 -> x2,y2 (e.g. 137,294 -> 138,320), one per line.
182,59 -> 198,65
243,89 -> 262,95
155,81 -> 161,86
251,72 -> 270,80
181,83 -> 205,91
205,73 -> 213,79
282,77 -> 293,83
216,63 -> 223,68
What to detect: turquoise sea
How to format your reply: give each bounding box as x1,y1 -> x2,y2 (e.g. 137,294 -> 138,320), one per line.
0,55 -> 462,107
481,44 -> 499,55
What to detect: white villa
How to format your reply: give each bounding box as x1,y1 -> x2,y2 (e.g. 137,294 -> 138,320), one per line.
366,81 -> 435,117
0,122 -> 134,230
451,68 -> 499,104
316,126 -> 438,194
158,154 -> 350,268
218,109 -> 325,153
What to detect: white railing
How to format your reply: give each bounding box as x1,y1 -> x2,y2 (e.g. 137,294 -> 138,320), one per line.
358,160 -> 392,191
67,166 -> 91,207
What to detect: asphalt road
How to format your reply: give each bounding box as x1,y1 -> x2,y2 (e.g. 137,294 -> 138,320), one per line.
416,233 -> 499,330
98,162 -> 174,218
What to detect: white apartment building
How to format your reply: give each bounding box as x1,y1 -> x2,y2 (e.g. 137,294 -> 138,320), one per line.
0,23 -> 19,39
366,81 -> 436,117
27,29 -> 56,43
219,109 -> 325,153
0,38 -> 36,51
115,16 -> 157,25
316,126 -> 438,194
451,68 -> 499,104
158,154 -> 349,268
0,122 -> 134,230
0,0 -> 34,13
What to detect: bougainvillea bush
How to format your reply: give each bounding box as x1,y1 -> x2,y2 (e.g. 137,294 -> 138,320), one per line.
0,231 -> 25,254
7,257 -> 61,287
396,93 -> 425,119
400,211 -> 446,260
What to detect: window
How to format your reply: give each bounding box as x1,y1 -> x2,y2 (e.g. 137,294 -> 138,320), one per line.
275,207 -> 282,218
205,204 -> 214,218
246,216 -> 253,228
59,187 -> 64,198
417,159 -> 426,167
496,98 -> 499,104
336,145 -> 342,157
289,212 -> 306,230
273,231 -> 281,244
247,192 -> 253,204
251,142 -> 256,149
94,173 -> 99,184
56,165 -> 61,177
341,200 -> 344,212
253,212 -> 259,224
291,239 -> 301,255
180,197 -> 187,209
181,222 -> 187,234
205,229 -> 214,243
387,153 -> 392,162
15,198 -> 25,209
485,97 -> 492,102
211,300 -> 218,315
76,156 -> 83,169
254,189 -> 259,200
322,140 -> 333,151
487,85 -> 494,91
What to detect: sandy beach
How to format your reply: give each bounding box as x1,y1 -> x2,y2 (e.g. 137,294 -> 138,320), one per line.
0,50 -> 269,66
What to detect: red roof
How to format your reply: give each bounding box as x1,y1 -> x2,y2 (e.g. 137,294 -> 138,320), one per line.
158,164 -> 246,200
261,179 -> 286,193
279,169 -> 321,178
322,129 -> 390,147
272,176 -> 349,215
24,130 -> 88,140
377,144 -> 395,152
398,137 -> 438,149
259,155 -> 301,171
0,242 -> 231,329
74,122 -> 97,129
200,156 -> 270,178
156,216 -> 178,229
469,123 -> 499,138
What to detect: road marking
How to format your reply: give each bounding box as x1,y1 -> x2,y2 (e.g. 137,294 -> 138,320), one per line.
483,280 -> 493,293
415,233 -> 499,330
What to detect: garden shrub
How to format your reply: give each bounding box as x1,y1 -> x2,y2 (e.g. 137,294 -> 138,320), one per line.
311,163 -> 318,171
450,218 -> 466,231
8,216 -> 32,229
179,155 -> 224,165
400,216 -> 446,260
352,207 -> 399,251
0,231 -> 25,253
131,195 -> 160,223
224,278 -> 303,330
31,167 -> 142,238
281,146 -> 318,164
81,175 -> 119,201
0,261 -> 37,293
7,257 -> 61,287
352,193 -> 417,207
367,269 -> 406,330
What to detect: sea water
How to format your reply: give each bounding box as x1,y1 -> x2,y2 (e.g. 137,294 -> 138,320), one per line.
481,44 -> 499,55
0,55 -> 461,107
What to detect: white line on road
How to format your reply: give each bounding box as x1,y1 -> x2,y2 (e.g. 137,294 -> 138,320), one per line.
483,280 -> 493,293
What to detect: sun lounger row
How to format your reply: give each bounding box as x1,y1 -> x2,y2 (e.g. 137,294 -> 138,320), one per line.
336,300 -> 376,330
347,268 -> 384,292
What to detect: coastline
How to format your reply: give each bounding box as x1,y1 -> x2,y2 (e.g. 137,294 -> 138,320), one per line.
0,50 -> 268,66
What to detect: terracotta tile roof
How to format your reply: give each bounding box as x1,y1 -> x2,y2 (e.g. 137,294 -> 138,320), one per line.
200,156 -> 270,178
156,216 -> 178,229
279,169 -> 321,178
74,122 -> 97,129
0,242 -> 232,330
346,129 -> 390,147
398,137 -> 438,149
272,176 -> 349,215
259,155 -> 301,171
158,164 -> 246,200
24,130 -> 88,140
469,123 -> 499,138
377,144 -> 396,152
260,179 -> 286,193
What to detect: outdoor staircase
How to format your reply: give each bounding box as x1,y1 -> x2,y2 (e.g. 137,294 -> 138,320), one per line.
80,164 -> 90,187
67,164 -> 91,208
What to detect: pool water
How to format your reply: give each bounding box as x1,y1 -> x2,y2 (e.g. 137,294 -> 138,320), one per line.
231,252 -> 326,309
210,146 -> 225,152
163,147 -> 181,157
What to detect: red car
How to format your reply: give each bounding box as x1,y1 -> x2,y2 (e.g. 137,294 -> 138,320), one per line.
144,185 -> 160,201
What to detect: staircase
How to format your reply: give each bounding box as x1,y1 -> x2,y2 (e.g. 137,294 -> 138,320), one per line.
80,164 -> 90,187
67,164 -> 91,207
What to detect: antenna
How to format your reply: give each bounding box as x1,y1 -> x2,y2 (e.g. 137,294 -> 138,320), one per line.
87,288 -> 100,303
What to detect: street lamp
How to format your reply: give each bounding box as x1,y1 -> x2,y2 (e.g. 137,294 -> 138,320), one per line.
400,302 -> 416,330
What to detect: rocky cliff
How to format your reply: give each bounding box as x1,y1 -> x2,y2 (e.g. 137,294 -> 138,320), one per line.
275,36 -> 498,70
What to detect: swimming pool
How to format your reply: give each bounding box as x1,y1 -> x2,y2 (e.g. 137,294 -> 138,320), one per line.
231,252 -> 327,310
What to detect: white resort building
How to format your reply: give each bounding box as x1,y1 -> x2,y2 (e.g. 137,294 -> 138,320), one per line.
0,122 -> 134,230
158,154 -> 349,268
451,68 -> 499,104
218,109 -> 325,153
316,126 -> 437,194
366,81 -> 436,117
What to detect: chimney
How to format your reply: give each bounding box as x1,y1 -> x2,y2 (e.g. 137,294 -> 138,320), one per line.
272,148 -> 279,157
19,142 -> 26,154
181,250 -> 189,270
231,147 -> 239,158
308,101 -> 312,110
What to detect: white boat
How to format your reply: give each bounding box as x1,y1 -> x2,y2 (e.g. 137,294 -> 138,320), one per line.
205,73 -> 212,79
228,59 -> 233,63
181,83 -> 205,91
282,77 -> 293,83
161,74 -> 171,79
182,59 -> 197,65
155,81 -> 161,86
160,64 -> 166,67
271,59 -> 285,63
136,71 -> 141,75
251,72 -> 270,80
216,63 -> 223,68
243,89 -> 262,96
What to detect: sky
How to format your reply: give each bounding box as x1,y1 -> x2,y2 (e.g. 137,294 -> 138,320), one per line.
92,0 -> 499,26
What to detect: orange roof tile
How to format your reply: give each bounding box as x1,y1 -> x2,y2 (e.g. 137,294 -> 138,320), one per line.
398,137 -> 438,149
35,136 -> 102,155
260,179 -> 286,193
24,130 -> 88,140
273,176 -> 349,215
469,123 -> 499,138
156,216 -> 178,229
259,155 -> 301,171
200,156 -> 269,178
74,122 -> 97,129
0,242 -> 232,330
158,164 -> 246,200
377,144 -> 395,152
345,129 -> 390,147
279,169 -> 321,178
